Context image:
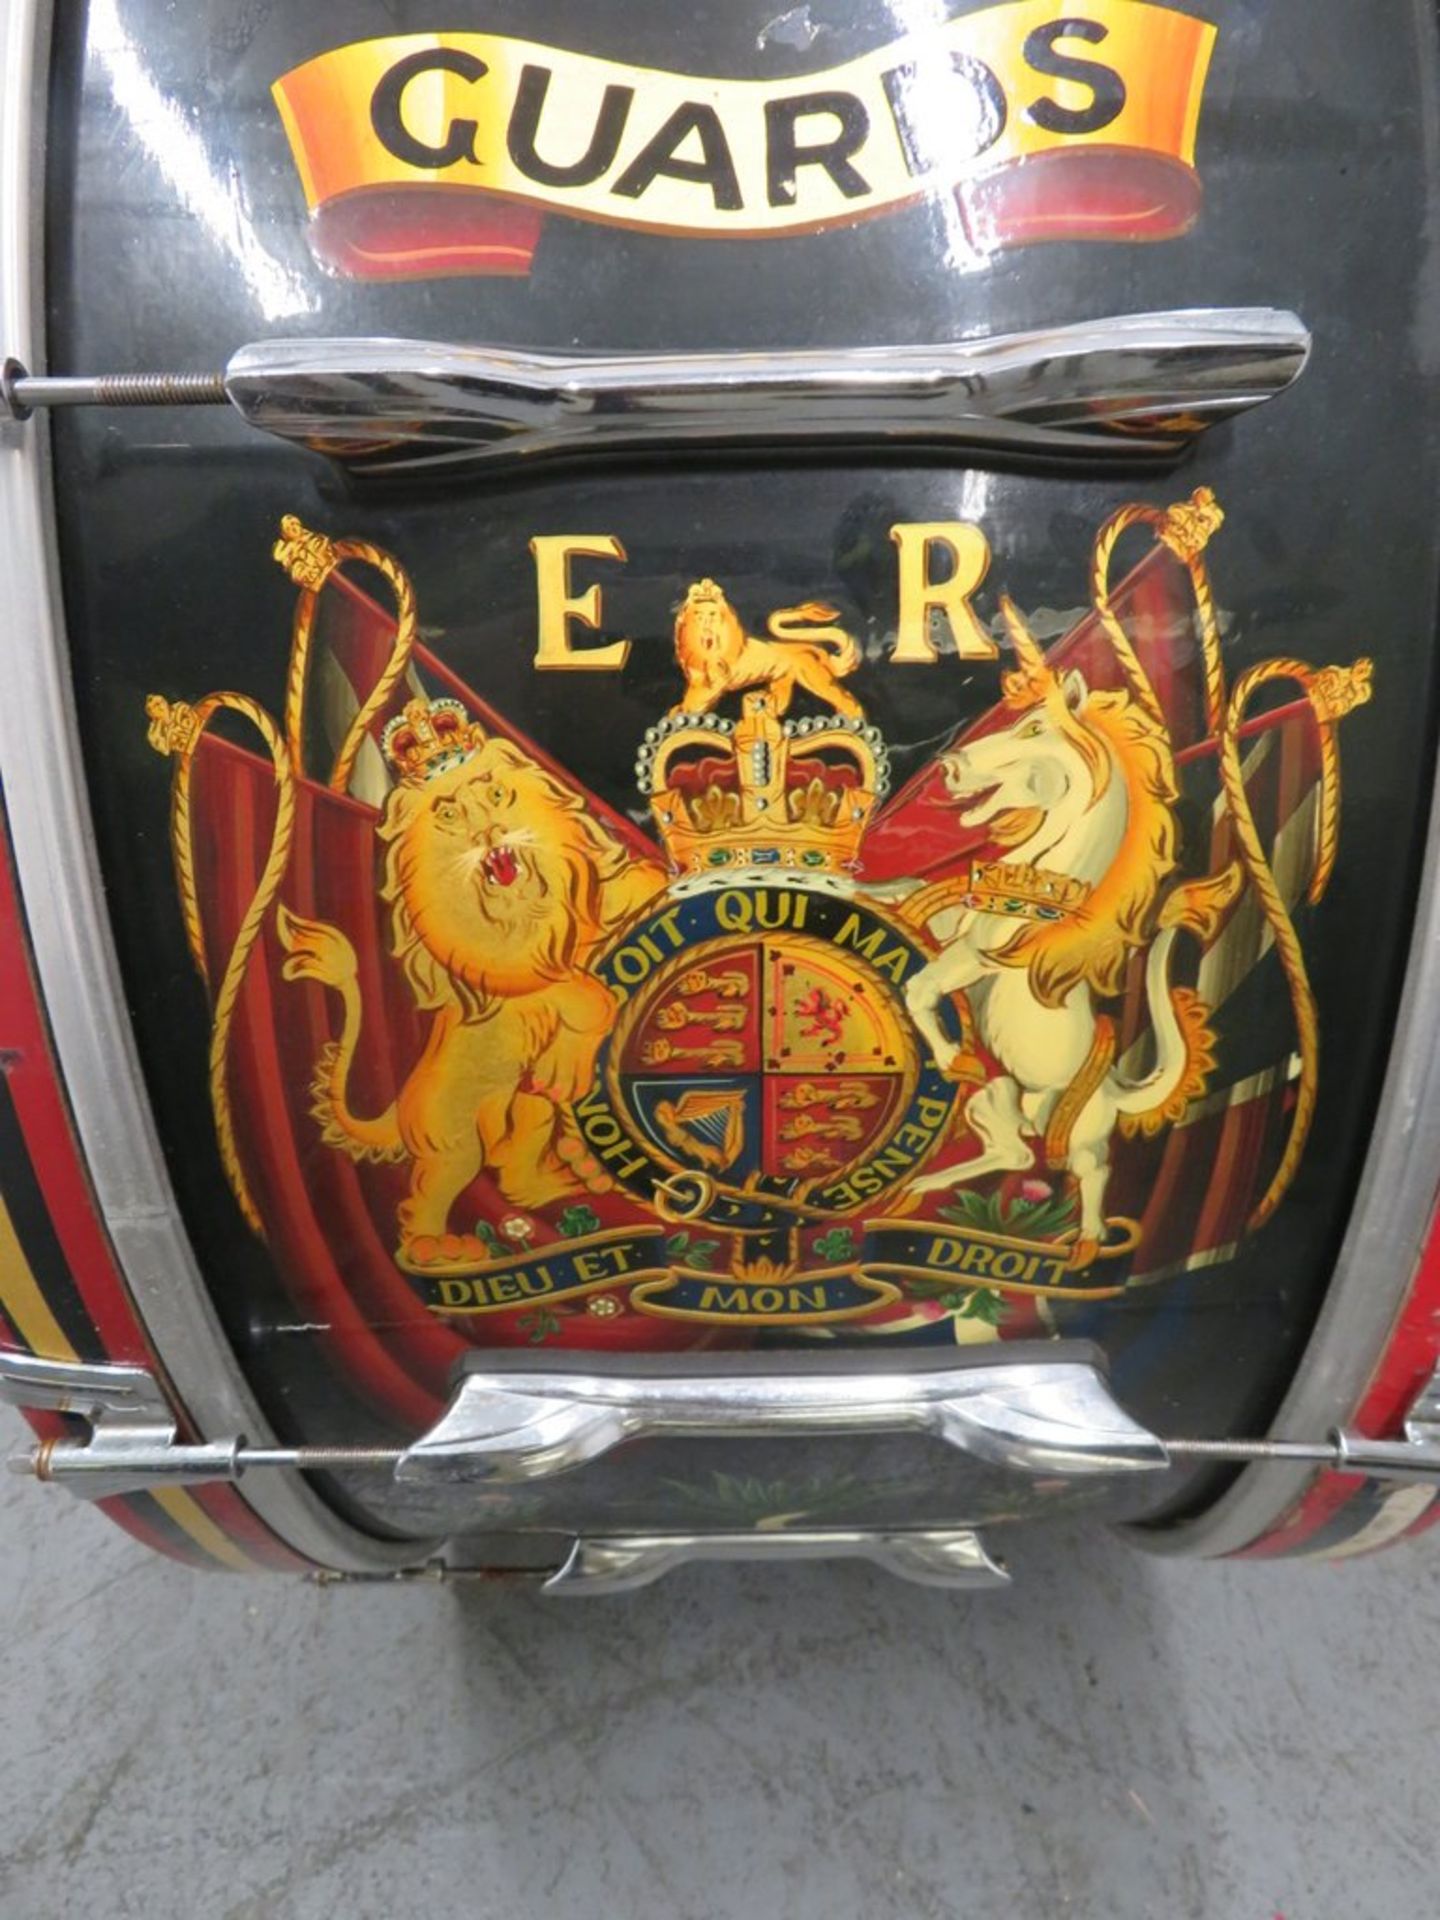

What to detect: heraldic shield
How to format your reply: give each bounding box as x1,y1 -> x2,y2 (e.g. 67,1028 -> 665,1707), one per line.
143,496 -> 1373,1429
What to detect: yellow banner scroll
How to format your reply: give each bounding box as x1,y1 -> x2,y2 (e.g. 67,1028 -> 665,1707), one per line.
274,2 -> 1216,265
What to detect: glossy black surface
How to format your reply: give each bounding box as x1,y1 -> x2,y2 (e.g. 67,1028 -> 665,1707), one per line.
41,0 -> 1440,1537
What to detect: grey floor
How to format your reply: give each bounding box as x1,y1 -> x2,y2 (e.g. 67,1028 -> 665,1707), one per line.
2,1408 -> 1433,1920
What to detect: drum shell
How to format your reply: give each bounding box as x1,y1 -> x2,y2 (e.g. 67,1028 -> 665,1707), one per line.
1,0 -> 1439,1568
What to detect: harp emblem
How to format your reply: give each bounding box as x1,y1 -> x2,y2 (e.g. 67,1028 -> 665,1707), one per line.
653,1089 -> 748,1173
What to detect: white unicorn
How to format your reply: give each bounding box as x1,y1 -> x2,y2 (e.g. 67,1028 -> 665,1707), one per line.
895,601 -> 1239,1265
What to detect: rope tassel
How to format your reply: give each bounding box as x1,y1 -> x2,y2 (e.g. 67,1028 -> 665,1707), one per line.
145,520 -> 421,1240
1089,490 -> 1373,1233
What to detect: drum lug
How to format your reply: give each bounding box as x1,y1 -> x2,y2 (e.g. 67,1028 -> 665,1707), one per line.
0,1350 -> 243,1498
1329,1362 -> 1440,1483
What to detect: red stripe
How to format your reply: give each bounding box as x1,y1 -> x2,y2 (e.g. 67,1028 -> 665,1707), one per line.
1236,1170 -> 1440,1559
1238,1469 -> 1367,1561
0,834 -> 146,1360
94,1493 -> 218,1571
0,814 -> 318,1570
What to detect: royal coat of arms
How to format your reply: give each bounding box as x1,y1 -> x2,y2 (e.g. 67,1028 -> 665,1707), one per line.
143,490 -> 1372,1414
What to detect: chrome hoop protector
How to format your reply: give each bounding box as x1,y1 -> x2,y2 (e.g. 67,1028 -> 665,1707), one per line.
0,0 -> 420,1573
394,1352 -> 1169,1485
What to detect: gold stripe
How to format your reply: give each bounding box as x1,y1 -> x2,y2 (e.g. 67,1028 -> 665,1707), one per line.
0,1191 -> 76,1361
0,1198 -> 257,1574
152,1488 -> 258,1575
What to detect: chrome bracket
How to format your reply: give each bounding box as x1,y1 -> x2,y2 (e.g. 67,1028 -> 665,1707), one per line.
394,1353 -> 1168,1485
2,306 -> 1310,479
0,1349 -> 242,1499
542,1527 -> 1009,1596
1329,1362 -> 1440,1483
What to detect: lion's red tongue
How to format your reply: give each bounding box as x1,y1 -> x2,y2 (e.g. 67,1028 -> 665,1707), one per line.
484,846 -> 520,887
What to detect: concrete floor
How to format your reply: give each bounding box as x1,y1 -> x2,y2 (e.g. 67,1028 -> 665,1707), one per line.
1,1408 -> 1433,1920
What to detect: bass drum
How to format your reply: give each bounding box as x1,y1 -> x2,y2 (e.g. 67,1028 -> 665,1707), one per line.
2,0 -> 1439,1586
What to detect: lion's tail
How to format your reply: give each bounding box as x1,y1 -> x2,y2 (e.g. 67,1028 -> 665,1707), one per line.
308,1042 -> 405,1164
766,601 -> 860,674
277,905 -> 405,1165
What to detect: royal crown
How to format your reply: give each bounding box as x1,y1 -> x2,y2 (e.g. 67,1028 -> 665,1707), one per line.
380,696 -> 484,785
963,859 -> 1092,922
637,692 -> 888,877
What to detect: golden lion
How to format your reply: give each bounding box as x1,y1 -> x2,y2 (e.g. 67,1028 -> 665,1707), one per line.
278,735 -> 665,1270
672,578 -> 861,718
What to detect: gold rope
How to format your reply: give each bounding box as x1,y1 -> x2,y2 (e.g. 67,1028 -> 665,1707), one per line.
146,692 -> 295,1237
1091,488 -> 1228,734
145,519 -> 421,1240
1087,492 -> 1377,1231
272,516 -> 419,793
1088,508 -> 1167,728
1216,655 -> 1372,1228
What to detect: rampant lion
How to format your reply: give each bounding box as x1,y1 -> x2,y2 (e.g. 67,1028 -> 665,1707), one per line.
278,732 -> 665,1270
671,578 -> 862,718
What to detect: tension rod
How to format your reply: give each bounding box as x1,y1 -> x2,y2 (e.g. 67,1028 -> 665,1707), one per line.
5,1429 -> 1434,1495
6,1352 -> 1438,1500
2,361 -> 229,416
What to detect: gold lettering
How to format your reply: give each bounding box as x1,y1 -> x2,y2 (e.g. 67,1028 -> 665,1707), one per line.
834,911 -> 886,962
531,533 -> 630,669
889,521 -> 994,663
611,943 -> 654,987
715,890 -> 754,932
697,1284 -> 748,1312
650,905 -> 687,951
869,1147 -> 915,1180
753,890 -> 797,930
832,915 -> 909,979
